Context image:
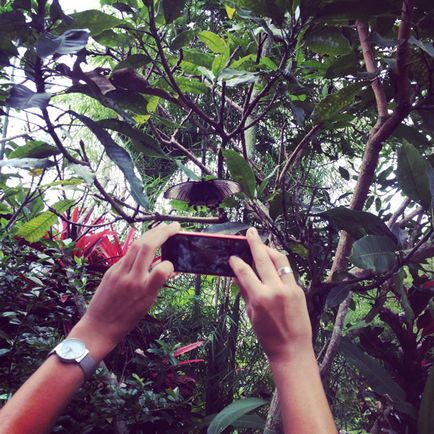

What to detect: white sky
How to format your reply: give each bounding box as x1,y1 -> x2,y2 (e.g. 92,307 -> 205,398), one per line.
59,0 -> 101,13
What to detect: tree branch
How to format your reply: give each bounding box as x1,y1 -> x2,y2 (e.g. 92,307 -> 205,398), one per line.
320,0 -> 415,381
356,20 -> 388,119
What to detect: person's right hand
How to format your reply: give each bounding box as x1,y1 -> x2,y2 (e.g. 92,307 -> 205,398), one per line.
68,222 -> 181,360
229,227 -> 313,363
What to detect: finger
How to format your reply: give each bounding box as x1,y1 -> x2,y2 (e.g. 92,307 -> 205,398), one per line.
246,227 -> 279,284
229,256 -> 262,301
130,222 -> 180,276
142,260 -> 174,308
264,246 -> 297,287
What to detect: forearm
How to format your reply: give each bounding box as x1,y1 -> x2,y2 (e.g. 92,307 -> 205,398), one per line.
0,321 -> 114,434
269,347 -> 337,434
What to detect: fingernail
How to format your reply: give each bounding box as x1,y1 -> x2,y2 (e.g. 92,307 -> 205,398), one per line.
229,255 -> 240,265
247,227 -> 257,236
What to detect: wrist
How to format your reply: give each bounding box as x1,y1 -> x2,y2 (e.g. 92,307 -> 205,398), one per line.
266,341 -> 315,366
67,317 -> 118,362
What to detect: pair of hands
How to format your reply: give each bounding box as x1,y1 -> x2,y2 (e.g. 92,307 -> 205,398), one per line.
73,223 -> 313,363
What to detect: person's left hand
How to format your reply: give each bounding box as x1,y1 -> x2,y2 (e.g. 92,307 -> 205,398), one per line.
69,222 -> 180,357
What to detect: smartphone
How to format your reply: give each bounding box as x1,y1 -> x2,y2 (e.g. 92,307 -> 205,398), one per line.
161,232 -> 253,277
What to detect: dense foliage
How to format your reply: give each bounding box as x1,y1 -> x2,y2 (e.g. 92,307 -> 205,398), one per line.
0,0 -> 433,433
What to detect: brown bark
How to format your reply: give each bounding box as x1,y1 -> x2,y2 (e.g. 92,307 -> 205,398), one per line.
320,0 -> 415,380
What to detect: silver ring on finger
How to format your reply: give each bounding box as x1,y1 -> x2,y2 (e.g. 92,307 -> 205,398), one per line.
278,266 -> 293,277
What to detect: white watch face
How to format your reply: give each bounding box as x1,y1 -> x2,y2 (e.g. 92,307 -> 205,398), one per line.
57,339 -> 86,360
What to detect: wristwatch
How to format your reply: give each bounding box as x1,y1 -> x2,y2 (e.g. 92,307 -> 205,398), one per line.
49,338 -> 98,379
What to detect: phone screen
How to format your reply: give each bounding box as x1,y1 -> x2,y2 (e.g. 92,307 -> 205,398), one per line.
161,232 -> 253,277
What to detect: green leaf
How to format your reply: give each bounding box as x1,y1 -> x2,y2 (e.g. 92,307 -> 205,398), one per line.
183,49 -> 214,69
175,77 -> 208,94
419,367 -> 434,434
0,203 -> 12,215
397,141 -> 432,209
68,163 -> 95,184
170,30 -> 194,51
97,118 -> 165,157
203,222 -> 250,235
319,207 -> 395,240
0,158 -> 54,169
113,54 -> 151,71
325,53 -> 358,78
393,124 -> 432,150
162,0 -> 187,24
71,112 -> 149,209
105,89 -> 149,114
223,150 -> 256,199
16,199 -> 75,242
207,397 -> 267,434
0,11 -> 27,38
409,36 -> 434,58
312,82 -> 364,124
67,10 -> 124,36
349,235 -> 397,273
6,85 -> 51,110
8,141 -> 60,159
231,414 -> 266,430
0,348 -> 11,357
219,68 -> 258,86
306,27 -> 352,56
212,50 -> 230,76
326,284 -> 352,308
232,0 -> 287,27
340,338 -> 417,418
175,160 -> 200,180
35,29 -> 89,58
198,31 -> 227,54
338,166 -> 350,180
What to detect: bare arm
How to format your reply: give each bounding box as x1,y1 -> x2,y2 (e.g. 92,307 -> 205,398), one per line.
0,222 -> 181,434
229,227 -> 337,434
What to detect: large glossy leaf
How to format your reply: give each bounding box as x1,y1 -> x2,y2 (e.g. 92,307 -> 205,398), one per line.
409,36 -> 434,58
393,124 -> 432,150
8,141 -> 60,159
319,207 -> 396,240
113,54 -> 151,71
162,0 -> 187,24
315,0 -> 400,21
207,397 -> 267,434
6,85 -> 51,109
223,150 -> 256,199
36,29 -> 89,58
218,68 -> 258,86
418,367 -> 434,434
175,77 -> 207,94
203,222 -> 250,235
15,199 -> 75,242
306,27 -> 352,56
97,119 -> 165,157
198,31 -> 227,54
232,0 -> 288,27
71,112 -> 149,209
397,141 -> 432,209
340,338 -> 417,418
0,158 -> 53,169
0,10 -> 27,38
67,10 -> 123,36
170,30 -> 195,51
349,235 -> 397,273
312,82 -> 364,124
